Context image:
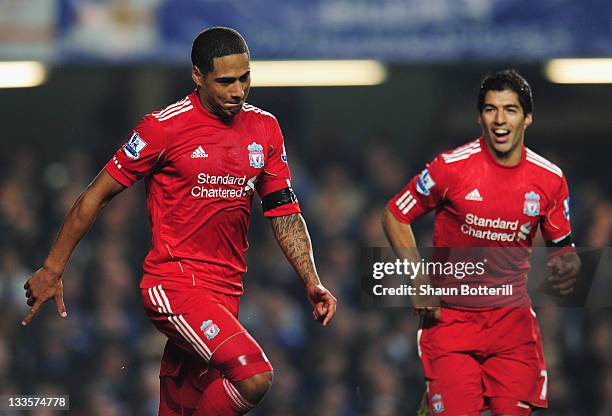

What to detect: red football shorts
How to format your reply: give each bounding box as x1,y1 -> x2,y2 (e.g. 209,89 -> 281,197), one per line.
141,282 -> 273,415
418,307 -> 548,416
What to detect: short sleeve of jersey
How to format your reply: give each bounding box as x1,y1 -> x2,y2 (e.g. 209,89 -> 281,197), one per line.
540,175 -> 573,244
256,117 -> 301,217
387,155 -> 448,224
104,115 -> 167,187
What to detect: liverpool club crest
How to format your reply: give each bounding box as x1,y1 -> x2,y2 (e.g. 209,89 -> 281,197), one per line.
247,142 -> 264,168
431,394 -> 445,413
200,320 -> 220,340
523,191 -> 541,217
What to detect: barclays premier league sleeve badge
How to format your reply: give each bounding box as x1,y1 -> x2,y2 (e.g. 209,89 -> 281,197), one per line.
123,132 -> 148,160
281,143 -> 288,163
416,168 -> 436,196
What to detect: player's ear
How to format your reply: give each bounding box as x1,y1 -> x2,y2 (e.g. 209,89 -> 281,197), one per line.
524,113 -> 533,128
192,65 -> 204,89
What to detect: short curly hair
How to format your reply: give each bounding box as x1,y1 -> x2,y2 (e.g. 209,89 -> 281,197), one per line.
191,27 -> 250,75
478,69 -> 533,115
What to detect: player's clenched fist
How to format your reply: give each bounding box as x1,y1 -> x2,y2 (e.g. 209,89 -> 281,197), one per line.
546,252 -> 581,296
22,267 -> 67,326
306,283 -> 337,326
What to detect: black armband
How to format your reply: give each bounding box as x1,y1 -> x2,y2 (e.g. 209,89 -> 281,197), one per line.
262,187 -> 298,212
546,233 -> 574,247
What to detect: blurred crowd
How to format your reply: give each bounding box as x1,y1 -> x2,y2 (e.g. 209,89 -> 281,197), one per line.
1,122 -> 611,415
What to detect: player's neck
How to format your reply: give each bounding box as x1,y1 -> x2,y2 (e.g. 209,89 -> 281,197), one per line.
484,140 -> 524,167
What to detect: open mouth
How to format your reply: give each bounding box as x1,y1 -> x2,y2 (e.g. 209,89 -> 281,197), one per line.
492,128 -> 511,143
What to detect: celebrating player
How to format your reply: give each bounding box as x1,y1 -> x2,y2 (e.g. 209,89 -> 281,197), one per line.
22,27 -> 337,415
382,69 -> 580,415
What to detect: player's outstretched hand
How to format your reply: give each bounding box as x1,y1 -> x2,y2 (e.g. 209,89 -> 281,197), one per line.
546,252 -> 581,296
22,267 -> 67,326
306,283 -> 337,326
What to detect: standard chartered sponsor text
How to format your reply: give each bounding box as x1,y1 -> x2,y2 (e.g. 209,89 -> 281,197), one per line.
461,213 -> 520,242
197,173 -> 246,185
191,173 -> 256,198
191,187 -> 247,198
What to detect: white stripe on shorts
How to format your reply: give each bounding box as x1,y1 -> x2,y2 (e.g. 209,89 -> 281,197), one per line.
156,285 -> 213,358
148,285 -> 212,360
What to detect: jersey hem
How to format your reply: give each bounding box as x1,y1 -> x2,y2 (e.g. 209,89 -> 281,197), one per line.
140,273 -> 244,297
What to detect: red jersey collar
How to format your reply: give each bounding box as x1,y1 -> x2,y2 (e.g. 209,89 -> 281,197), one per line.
479,136 -> 526,169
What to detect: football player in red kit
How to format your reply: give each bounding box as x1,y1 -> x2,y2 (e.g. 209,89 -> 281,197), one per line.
22,27 -> 337,415
383,70 -> 579,416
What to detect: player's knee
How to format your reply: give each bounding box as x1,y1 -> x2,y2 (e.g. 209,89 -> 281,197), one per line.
234,370 -> 273,405
209,331 -> 274,404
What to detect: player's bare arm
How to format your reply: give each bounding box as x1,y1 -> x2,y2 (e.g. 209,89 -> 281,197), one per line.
22,169 -> 125,326
381,206 -> 441,319
270,213 -> 337,326
546,251 -> 580,295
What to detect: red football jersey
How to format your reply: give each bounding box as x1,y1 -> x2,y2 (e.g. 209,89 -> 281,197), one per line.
387,138 -> 573,307
105,92 -> 301,295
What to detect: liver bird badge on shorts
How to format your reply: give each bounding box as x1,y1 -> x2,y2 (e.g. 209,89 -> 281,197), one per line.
431,394 -> 445,413
248,142 -> 265,168
200,320 -> 220,340
523,191 -> 541,217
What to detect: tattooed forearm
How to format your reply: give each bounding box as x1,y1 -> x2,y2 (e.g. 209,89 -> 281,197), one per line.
270,213 -> 320,286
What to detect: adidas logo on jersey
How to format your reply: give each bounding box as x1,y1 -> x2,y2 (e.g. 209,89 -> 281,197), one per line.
191,146 -> 208,159
465,188 -> 483,201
